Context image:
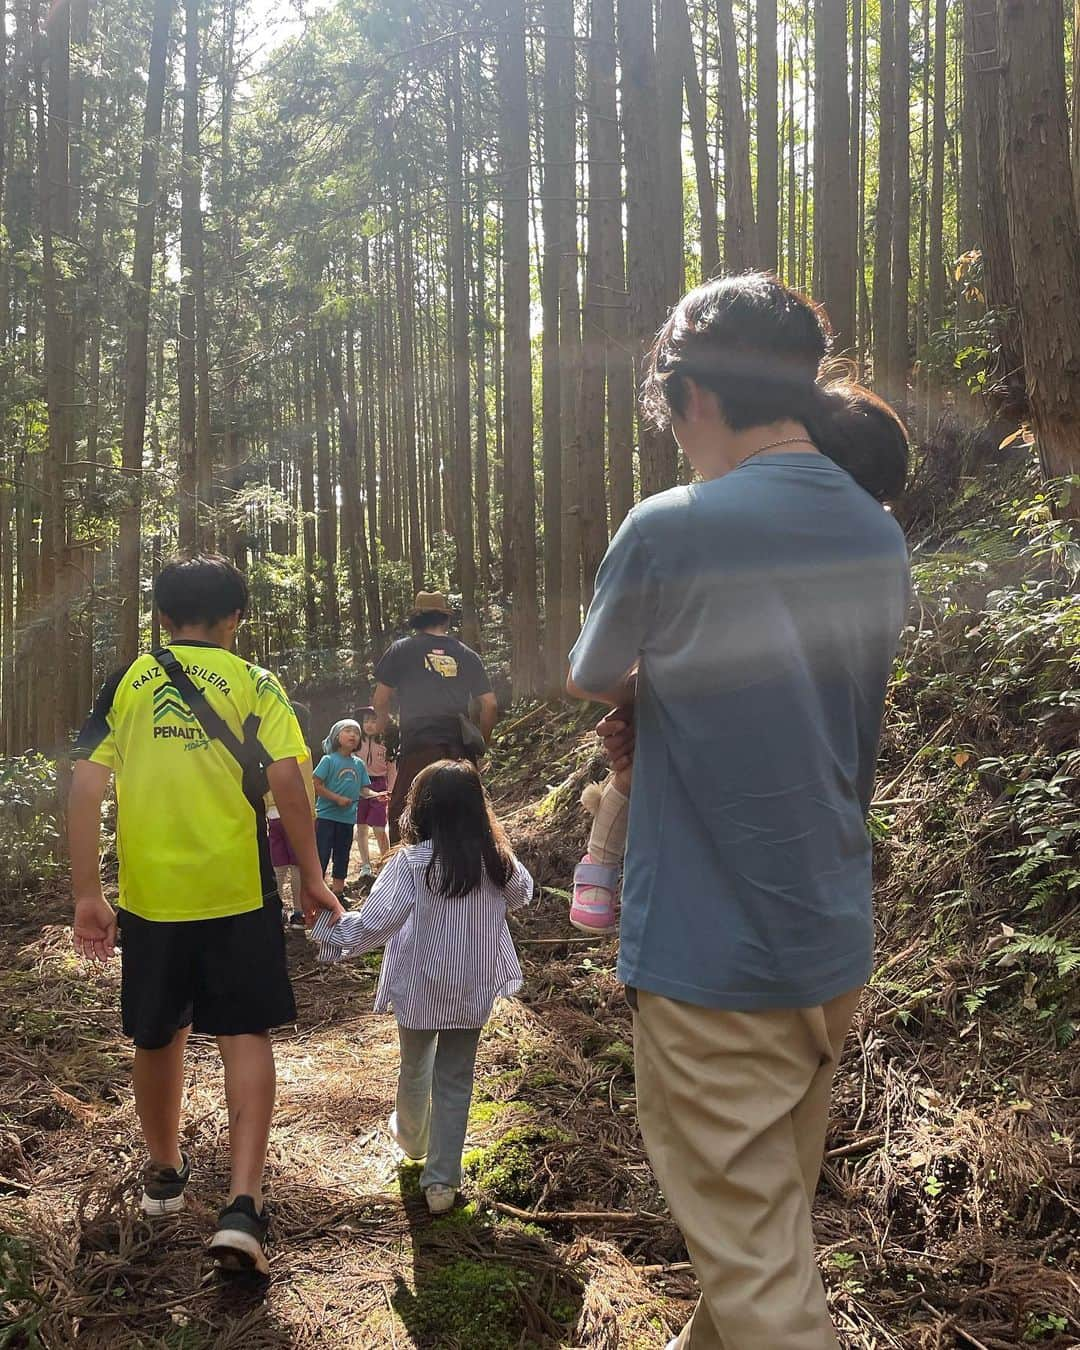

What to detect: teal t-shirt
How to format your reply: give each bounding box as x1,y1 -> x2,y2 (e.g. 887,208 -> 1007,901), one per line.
313,752 -> 371,823
569,453 -> 910,1011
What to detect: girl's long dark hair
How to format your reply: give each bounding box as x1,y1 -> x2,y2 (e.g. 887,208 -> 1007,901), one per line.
401,760 -> 514,897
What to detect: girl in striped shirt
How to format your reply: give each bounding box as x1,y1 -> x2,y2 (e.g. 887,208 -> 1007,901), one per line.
311,759 -> 533,1214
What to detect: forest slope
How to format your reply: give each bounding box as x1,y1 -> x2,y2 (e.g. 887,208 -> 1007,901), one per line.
0,456 -> 1078,1349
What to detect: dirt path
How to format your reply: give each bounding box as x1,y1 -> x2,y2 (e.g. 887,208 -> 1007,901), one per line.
0,820 -> 689,1349
3,741 -> 1078,1348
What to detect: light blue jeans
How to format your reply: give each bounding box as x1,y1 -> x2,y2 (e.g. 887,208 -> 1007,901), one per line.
395,1025 -> 483,1188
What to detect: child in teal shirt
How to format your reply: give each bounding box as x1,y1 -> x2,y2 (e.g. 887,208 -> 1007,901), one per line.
313,719 -> 387,895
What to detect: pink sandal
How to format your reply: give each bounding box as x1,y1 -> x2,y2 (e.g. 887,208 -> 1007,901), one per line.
570,855 -> 620,933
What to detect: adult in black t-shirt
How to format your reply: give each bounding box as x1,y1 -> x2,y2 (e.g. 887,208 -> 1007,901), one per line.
373,591 -> 498,841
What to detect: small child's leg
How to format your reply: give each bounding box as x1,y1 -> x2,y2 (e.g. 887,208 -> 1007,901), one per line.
422,1028 -> 482,1191
393,1026 -> 437,1160
373,827 -> 389,860
288,865 -> 303,916
587,772 -> 631,865
356,824 -> 371,865
571,775 -> 630,933
330,822 -> 352,895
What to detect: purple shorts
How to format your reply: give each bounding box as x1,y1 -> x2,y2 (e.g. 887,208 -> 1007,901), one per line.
356,776 -> 388,829
268,816 -> 299,868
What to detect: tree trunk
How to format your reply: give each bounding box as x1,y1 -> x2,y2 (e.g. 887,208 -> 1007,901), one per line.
966,0 -> 1022,404
327,342 -> 368,650
472,153 -> 493,591
117,0 -> 173,661
998,0 -> 1080,494
296,354 -> 318,641
618,0 -> 678,496
756,0 -> 779,273
447,42 -> 478,647
392,201 -> 424,592
717,0 -> 756,271
657,0 -> 685,299
556,0 -> 582,677
787,34 -> 797,284
589,0 -> 633,534
814,0 -> 856,353
580,0 -> 611,607
926,0 -> 947,345
178,0 -> 200,548
540,0 -> 564,689
871,0 -> 895,391
500,0 -> 540,694
315,331 -> 339,641
1073,0 -> 1080,220
888,0 -> 911,397
678,0 -> 718,280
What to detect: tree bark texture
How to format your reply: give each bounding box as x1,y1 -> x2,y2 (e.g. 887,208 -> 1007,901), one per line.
997,0 -> 1080,492
117,0 -> 174,661
499,0 -> 540,693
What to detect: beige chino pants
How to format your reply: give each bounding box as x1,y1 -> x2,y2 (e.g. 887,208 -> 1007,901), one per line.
633,985 -> 862,1350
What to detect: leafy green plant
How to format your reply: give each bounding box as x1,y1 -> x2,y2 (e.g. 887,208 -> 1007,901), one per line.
0,755 -> 62,896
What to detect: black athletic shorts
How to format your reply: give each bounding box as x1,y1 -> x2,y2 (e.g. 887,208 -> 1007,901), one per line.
117,899 -> 297,1050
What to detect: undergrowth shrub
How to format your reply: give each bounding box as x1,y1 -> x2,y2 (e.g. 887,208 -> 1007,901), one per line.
0,755 -> 62,897
887,469 -> 1080,1040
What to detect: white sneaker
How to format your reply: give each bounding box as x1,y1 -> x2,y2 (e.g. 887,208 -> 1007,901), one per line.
387,1111 -> 426,1161
424,1184 -> 457,1214
359,863 -> 374,879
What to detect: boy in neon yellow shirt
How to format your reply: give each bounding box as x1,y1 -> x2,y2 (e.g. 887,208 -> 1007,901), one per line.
69,555 -> 342,1276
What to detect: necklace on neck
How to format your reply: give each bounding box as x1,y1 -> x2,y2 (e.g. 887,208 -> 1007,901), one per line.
733,436 -> 818,470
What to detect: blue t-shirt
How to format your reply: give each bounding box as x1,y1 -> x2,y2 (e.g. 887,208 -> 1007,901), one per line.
569,453 -> 911,1011
313,752 -> 371,824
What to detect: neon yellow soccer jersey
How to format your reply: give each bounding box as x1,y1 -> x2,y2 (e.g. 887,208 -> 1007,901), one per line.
74,641 -> 309,922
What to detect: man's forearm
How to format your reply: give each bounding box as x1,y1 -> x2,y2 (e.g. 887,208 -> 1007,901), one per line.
372,684 -> 394,735
268,760 -> 323,880
69,763 -> 109,899
477,696 -> 499,742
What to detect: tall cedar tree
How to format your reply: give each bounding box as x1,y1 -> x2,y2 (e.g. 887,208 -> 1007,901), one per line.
499,0 -> 541,692
997,0 -> 1080,496
117,0 -> 174,661
815,0 -> 855,353
618,0 -> 678,496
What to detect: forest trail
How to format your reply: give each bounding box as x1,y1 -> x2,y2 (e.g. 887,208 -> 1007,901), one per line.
0,770 -> 693,1350
2,696 -> 1079,1348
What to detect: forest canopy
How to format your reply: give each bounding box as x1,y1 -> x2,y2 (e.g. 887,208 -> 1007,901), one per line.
1,0 -> 1079,753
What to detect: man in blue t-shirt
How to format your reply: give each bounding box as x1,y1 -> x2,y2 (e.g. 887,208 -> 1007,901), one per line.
568,275 -> 910,1350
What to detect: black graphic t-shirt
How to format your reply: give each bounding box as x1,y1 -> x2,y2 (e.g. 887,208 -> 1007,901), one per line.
374,633 -> 493,751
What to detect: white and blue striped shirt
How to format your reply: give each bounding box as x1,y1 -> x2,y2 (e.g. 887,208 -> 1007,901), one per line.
310,842 -> 534,1030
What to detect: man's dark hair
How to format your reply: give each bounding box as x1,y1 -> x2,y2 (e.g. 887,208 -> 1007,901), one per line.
408,610 -> 451,631
153,554 -> 248,628
642,273 -> 828,432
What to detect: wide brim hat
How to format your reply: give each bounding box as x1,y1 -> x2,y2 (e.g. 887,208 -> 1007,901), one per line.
411,591 -> 451,616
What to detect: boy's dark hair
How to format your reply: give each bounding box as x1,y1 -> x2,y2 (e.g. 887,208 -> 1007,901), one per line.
643,273 -> 828,432
154,555 -> 248,628
642,272 -> 908,502
408,610 -> 451,631
402,759 -> 513,898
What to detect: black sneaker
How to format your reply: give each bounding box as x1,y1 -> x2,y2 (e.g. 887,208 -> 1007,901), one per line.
288,911 -> 306,930
208,1195 -> 269,1275
140,1153 -> 191,1216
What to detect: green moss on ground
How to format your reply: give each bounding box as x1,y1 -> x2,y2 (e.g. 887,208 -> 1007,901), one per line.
463,1124 -> 569,1207
392,1258 -> 524,1349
